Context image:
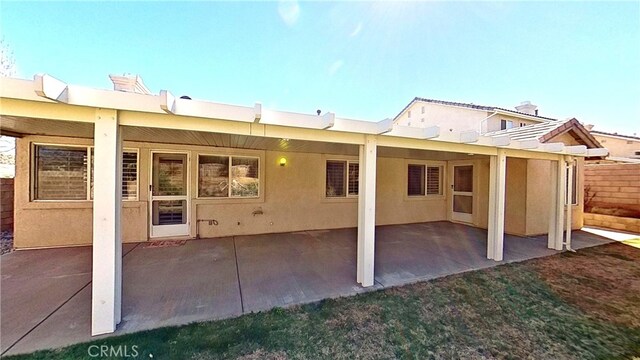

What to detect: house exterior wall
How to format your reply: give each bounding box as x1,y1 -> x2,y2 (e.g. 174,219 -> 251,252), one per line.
395,102 -> 541,134
14,135 -> 457,248
591,134 -> 640,159
13,132 -> 585,248
395,102 -> 492,133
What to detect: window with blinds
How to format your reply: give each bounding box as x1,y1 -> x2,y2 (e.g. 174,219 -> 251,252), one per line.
408,164 -> 443,197
34,145 -> 88,200
33,145 -> 139,201
198,155 -> 259,198
426,166 -> 441,195
407,164 -> 425,196
325,160 -> 359,198
89,149 -> 139,200
326,161 -> 346,197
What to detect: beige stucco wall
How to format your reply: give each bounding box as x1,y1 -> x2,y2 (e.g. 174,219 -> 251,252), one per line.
13,132 -> 585,248
592,134 -> 640,158
396,102 -> 541,134
14,135 -> 455,248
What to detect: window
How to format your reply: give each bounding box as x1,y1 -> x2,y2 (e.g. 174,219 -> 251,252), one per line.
325,160 -> 358,197
566,162 -> 578,205
33,144 -> 138,201
519,122 -> 526,127
500,120 -> 514,130
408,164 -> 443,197
34,145 -> 88,200
198,155 -> 259,198
421,118 -> 425,123
408,110 -> 411,118
90,149 -> 139,200
407,164 -> 425,196
421,106 -> 425,114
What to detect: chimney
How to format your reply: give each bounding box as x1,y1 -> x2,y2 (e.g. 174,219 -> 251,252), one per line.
109,74 -> 151,95
515,101 -> 538,116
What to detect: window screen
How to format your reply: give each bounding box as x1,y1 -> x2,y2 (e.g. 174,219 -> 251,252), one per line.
326,161 -> 346,197
407,164 -> 425,196
231,157 -> 259,197
122,152 -> 138,200
34,145 -> 87,200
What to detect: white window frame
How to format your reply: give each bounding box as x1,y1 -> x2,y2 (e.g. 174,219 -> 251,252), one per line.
196,153 -> 261,199
30,142 -> 139,202
324,158 -> 359,199
404,160 -> 446,200
500,119 -> 514,130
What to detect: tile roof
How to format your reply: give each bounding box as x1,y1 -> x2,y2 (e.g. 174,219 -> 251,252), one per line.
590,130 -> 640,141
485,118 -> 602,149
394,97 -> 559,122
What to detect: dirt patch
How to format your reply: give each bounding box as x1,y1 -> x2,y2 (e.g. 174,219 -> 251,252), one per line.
532,242 -> 640,328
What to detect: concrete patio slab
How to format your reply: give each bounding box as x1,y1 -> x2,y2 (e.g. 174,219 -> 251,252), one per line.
0,244 -> 136,354
1,222 -> 613,356
235,229 -> 380,313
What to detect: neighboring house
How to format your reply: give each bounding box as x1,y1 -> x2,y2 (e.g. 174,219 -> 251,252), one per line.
586,127 -> 640,161
394,98 -> 603,237
0,74 -> 606,336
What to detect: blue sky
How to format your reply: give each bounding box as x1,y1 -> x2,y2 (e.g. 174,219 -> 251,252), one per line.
2,1 -> 639,134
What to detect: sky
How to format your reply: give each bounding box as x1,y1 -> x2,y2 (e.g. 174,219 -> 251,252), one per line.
2,1 -> 639,135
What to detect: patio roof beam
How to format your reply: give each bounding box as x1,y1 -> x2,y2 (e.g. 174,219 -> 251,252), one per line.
260,109 -> 335,130
329,118 -> 393,135
34,74 -> 69,103
386,125 -> 440,139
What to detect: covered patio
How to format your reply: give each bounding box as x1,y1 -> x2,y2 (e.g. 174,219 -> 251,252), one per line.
1,222 -> 610,356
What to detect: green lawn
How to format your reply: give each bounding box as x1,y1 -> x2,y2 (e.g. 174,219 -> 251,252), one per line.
9,243 -> 640,360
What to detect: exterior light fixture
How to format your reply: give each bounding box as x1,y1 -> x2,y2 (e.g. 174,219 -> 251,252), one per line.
279,157 -> 287,166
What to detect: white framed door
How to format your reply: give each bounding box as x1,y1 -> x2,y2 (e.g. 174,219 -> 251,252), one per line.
149,151 -> 190,238
450,163 -> 474,223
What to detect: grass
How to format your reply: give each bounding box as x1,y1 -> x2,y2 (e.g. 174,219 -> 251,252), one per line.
8,243 -> 640,360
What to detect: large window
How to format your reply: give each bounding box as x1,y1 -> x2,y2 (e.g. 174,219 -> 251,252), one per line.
325,160 -> 358,198
32,144 -> 138,201
407,164 -> 443,197
198,155 -> 259,198
34,145 -> 88,200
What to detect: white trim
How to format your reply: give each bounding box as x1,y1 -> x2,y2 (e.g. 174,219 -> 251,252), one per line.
449,162 -> 475,224
324,157 -> 360,199
149,150 -> 191,238
404,159 -> 446,200
196,153 -> 261,200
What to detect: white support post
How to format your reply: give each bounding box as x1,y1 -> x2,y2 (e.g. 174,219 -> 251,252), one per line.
547,160 -> 558,249
554,158 -> 566,250
91,108 -> 123,336
565,156 -> 573,250
357,135 -> 377,287
487,149 -> 506,261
